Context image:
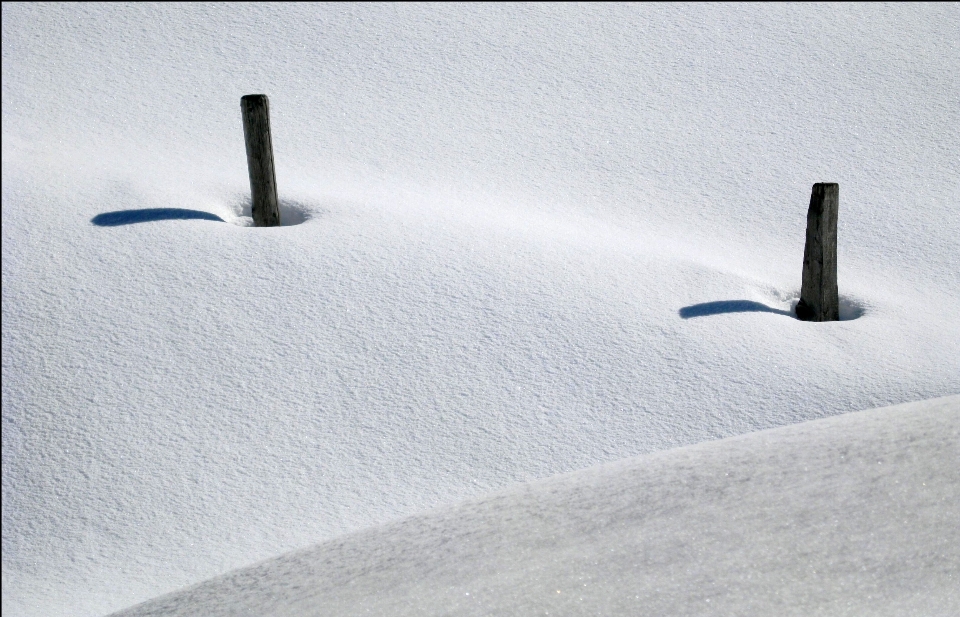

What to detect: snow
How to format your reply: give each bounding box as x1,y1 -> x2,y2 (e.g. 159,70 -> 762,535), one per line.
2,4 -> 958,616
110,395 -> 960,617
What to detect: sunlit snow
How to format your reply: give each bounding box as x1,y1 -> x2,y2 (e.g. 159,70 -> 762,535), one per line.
2,4 -> 958,616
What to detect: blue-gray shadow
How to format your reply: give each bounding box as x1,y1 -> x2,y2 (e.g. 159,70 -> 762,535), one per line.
91,208 -> 224,226
679,300 -> 795,320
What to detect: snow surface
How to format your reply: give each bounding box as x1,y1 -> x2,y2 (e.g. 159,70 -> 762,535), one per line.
111,395 -> 960,617
2,3 -> 959,616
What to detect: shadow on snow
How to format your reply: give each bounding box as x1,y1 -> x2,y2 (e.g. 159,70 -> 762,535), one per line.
679,300 -> 795,320
91,208 -> 224,226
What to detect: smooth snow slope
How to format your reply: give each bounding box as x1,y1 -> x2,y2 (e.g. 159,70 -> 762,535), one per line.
112,396 -> 960,617
3,4 -> 959,617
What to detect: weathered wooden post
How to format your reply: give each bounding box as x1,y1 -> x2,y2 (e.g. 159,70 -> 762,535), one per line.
796,183 -> 839,321
241,94 -> 281,227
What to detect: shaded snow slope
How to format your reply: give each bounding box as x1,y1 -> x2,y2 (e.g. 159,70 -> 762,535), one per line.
3,4 -> 959,617
112,396 -> 960,617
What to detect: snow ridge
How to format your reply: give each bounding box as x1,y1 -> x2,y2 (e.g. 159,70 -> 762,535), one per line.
112,396 -> 960,617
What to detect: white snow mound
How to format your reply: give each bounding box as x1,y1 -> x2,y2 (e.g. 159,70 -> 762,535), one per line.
112,395 -> 960,617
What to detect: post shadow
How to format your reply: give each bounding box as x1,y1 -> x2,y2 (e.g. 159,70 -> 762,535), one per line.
91,208 -> 225,226
679,300 -> 795,319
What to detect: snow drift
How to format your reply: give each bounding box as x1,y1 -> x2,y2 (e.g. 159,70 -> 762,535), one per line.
112,396 -> 960,616
3,4 -> 958,616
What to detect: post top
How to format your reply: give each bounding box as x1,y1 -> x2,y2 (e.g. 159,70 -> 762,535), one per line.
241,94 -> 269,102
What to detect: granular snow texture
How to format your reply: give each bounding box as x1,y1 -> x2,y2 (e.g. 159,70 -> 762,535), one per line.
3,4 -> 959,616
112,396 -> 960,617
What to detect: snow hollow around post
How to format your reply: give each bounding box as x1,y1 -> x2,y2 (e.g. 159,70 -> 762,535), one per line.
228,195 -> 312,227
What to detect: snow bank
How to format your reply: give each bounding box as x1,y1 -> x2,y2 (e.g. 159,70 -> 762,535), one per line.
3,4 -> 958,616
111,396 -> 960,616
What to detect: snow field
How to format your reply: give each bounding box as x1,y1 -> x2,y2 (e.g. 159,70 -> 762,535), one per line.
3,3 -> 959,616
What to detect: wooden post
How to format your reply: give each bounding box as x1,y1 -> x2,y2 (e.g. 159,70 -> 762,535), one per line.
241,94 -> 281,227
796,183 -> 839,321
